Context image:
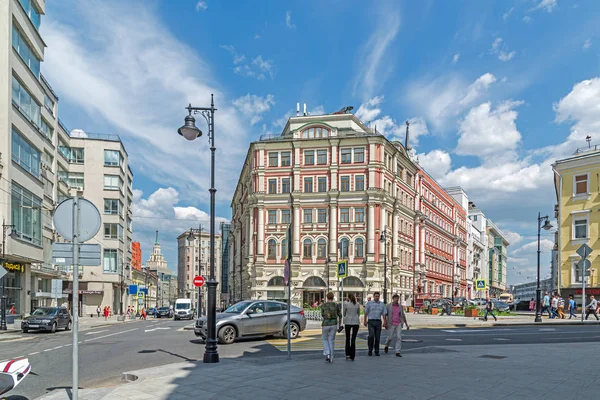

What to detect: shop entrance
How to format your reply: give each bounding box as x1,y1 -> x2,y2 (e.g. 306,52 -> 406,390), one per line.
303,291 -> 324,307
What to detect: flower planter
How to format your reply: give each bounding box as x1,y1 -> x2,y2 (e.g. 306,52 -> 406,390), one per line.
464,308 -> 479,318
431,308 -> 439,315
407,306 -> 413,313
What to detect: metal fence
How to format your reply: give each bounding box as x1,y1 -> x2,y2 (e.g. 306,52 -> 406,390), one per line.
304,310 -> 322,321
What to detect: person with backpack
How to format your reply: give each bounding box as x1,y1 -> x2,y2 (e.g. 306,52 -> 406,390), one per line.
484,296 -> 497,322
568,295 -> 577,319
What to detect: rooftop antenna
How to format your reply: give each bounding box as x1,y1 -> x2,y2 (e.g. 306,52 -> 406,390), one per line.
586,135 -> 592,149
405,120 -> 412,152
303,103 -> 307,116
296,103 -> 300,117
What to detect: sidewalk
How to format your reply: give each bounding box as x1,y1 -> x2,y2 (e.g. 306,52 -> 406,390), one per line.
37,341 -> 600,399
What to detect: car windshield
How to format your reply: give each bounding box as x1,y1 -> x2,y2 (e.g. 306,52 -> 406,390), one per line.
158,307 -> 169,312
32,308 -> 58,316
225,301 -> 253,313
175,303 -> 190,310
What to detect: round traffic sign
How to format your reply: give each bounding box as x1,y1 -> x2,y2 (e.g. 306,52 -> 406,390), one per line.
53,198 -> 101,242
193,276 -> 205,287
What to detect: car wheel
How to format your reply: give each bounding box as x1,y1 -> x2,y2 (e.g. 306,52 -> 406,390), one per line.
284,322 -> 300,339
218,325 -> 236,344
174,316 -> 179,321
51,322 -> 57,333
65,321 -> 72,331
22,328 -> 28,333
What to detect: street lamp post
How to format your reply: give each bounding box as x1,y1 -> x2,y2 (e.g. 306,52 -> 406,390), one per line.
535,213 -> 553,323
379,228 -> 388,304
177,96 -> 219,363
120,264 -> 130,315
325,257 -> 331,292
1,221 -> 18,330
188,225 -> 204,318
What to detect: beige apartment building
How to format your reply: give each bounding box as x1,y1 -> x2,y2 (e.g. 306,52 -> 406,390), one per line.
0,0 -> 133,316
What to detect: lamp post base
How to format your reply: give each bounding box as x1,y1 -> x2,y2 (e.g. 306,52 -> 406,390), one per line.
534,314 -> 542,323
203,279 -> 219,363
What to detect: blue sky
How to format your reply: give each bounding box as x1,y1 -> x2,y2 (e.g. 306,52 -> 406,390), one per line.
40,0 -> 600,285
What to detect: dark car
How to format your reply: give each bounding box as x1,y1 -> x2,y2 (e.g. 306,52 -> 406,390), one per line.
22,307 -> 72,333
156,307 -> 172,318
492,300 -> 510,312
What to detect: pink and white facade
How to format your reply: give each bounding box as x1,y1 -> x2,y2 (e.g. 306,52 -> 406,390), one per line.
230,112 -> 419,306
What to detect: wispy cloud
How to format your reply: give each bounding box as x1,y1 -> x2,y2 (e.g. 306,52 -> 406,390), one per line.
195,1 -> 207,11
531,0 -> 557,13
353,8 -> 401,99
523,15 -> 532,23
583,39 -> 592,50
254,34 -> 261,40
491,37 -> 516,62
233,94 -> 275,125
452,53 -> 460,64
285,11 -> 295,29
221,45 -> 275,80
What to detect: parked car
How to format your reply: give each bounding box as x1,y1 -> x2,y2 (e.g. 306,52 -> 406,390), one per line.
194,300 -> 307,344
22,307 -> 72,333
156,307 -> 172,318
492,300 -> 510,312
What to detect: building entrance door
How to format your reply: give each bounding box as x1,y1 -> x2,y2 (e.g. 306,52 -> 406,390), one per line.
303,291 -> 323,307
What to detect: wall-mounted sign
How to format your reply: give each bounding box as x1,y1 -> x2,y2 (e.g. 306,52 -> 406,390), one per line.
4,262 -> 25,273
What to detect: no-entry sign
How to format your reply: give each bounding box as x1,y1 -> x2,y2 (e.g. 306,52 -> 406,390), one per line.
193,276 -> 205,287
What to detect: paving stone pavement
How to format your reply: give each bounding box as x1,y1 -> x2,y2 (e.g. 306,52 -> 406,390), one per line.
37,341 -> 600,400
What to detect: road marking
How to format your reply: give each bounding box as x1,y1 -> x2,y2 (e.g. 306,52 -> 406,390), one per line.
65,343 -> 72,347
85,330 -> 108,335
52,346 -> 63,350
493,338 -> 511,341
441,329 -> 513,333
144,327 -> 171,333
43,349 -> 53,352
28,352 -> 40,355
83,327 -> 137,342
539,328 -> 556,332
445,338 -> 463,341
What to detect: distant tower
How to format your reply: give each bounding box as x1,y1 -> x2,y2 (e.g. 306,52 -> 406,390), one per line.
404,120 -> 412,152
155,230 -> 159,245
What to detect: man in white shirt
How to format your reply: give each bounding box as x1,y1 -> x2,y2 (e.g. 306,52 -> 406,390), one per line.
585,295 -> 599,320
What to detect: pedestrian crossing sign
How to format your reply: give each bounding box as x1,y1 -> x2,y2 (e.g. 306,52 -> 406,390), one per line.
337,260 -> 347,278
475,279 -> 487,291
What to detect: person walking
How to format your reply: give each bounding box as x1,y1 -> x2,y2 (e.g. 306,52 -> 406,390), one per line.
585,295 -> 599,320
568,295 -> 577,319
343,294 -> 360,361
96,306 -> 101,318
550,293 -> 559,319
384,294 -> 410,358
363,291 -> 387,356
103,306 -> 109,320
529,298 -> 535,312
541,292 -> 551,318
557,294 -> 566,319
484,296 -> 497,322
321,292 -> 341,363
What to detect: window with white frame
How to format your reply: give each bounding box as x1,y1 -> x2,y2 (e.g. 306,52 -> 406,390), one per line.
268,152 -> 278,167
103,249 -> 118,272
281,209 -> 291,224
573,216 -> 589,240
304,177 -> 313,193
281,151 -> 291,166
304,150 -> 315,165
303,209 -> 313,223
317,209 -> 327,223
104,223 -> 119,239
104,150 -> 121,167
282,178 -> 291,193
355,207 -> 365,223
12,129 -> 40,178
11,183 -> 42,246
355,238 -> 364,257
317,150 -> 327,165
573,174 -> 589,196
354,147 -> 365,163
317,177 -> 327,192
572,259 -> 583,283
341,149 -> 352,164
268,179 -> 277,194
340,208 -> 350,223
104,175 -> 121,191
340,176 -> 350,192
267,210 -> 277,224
355,175 -> 365,191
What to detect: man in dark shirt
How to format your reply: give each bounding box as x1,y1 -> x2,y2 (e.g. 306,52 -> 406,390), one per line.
484,296 -> 497,322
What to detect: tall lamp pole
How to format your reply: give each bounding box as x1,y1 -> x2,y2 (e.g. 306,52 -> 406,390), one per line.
188,225 -> 204,317
379,228 -> 388,304
177,96 -> 219,363
1,221 -> 18,330
535,213 -> 553,323
120,264 -> 130,315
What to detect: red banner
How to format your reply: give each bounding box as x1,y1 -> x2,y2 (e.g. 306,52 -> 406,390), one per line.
575,288 -> 600,295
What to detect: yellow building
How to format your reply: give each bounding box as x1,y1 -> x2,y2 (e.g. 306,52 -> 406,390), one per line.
553,147 -> 600,299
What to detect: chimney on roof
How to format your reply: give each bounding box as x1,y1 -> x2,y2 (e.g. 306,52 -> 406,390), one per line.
405,120 -> 411,152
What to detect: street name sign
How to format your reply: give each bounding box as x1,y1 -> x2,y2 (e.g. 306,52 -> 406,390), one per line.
193,276 -> 205,287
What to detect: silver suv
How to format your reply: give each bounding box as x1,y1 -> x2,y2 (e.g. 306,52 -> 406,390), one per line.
194,300 -> 307,344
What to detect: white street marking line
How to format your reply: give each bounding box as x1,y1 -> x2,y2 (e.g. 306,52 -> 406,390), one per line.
65,343 -> 72,346
144,327 -> 171,333
445,338 -> 462,341
493,338 -> 511,341
52,346 -> 63,350
28,352 -> 40,355
441,329 -> 513,333
85,330 -> 108,335
83,327 -> 138,342
43,349 -> 53,352
539,328 -> 556,332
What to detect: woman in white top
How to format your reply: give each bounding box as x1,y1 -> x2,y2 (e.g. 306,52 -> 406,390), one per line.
343,294 -> 361,361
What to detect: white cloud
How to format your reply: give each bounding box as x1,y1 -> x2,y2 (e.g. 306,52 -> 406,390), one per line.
254,34 -> 261,40
503,7 -> 514,20
532,0 -> 557,13
417,150 -> 452,179
452,53 -> 460,64
195,1 -> 207,11
455,100 -> 523,160
459,73 -> 497,107
503,230 -> 524,246
221,45 -> 274,80
513,239 -> 554,254
233,94 -> 275,125
353,9 -> 400,99
583,39 -> 592,50
310,105 -> 325,115
491,38 -> 516,62
523,15 -> 532,23
355,96 -> 384,122
285,11 -> 295,29
42,2 -> 249,207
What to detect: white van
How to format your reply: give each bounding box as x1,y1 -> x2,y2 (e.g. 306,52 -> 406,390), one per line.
174,298 -> 193,320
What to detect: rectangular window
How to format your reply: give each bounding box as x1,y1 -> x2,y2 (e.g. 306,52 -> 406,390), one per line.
304,177 -> 313,193
12,24 -> 40,77
103,249 -> 118,273
574,218 -> 588,239
340,176 -> 350,192
318,209 -> 327,223
406,173 -> 413,187
104,223 -> 119,239
354,148 -> 365,163
11,183 -> 42,246
268,210 -> 277,224
268,179 -> 277,194
317,150 -> 327,165
280,151 -> 291,166
269,152 -> 278,167
40,119 -> 53,140
69,147 -> 84,164
340,208 -> 350,223
281,209 -> 291,224
19,0 -> 41,30
304,150 -> 315,165
574,174 -> 588,195
282,178 -> 291,193
318,177 -> 327,192
355,207 -> 365,222
44,95 -> 54,116
104,199 -> 120,215
62,172 -> 84,189
104,174 -> 121,191
355,175 -> 365,191
303,209 -> 313,223
341,149 -> 352,164
397,163 -> 403,177
12,76 -> 41,128
11,129 -> 40,177
104,150 -> 121,167
573,261 -> 583,283
42,151 -> 53,172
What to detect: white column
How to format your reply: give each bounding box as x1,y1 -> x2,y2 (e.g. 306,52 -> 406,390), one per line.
367,204 -> 375,255
248,211 -> 254,258
329,205 -> 337,256
257,207 -> 264,256
420,224 -> 425,265
293,205 -> 300,256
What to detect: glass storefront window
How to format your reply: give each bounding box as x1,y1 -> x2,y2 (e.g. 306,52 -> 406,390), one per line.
3,268 -> 23,315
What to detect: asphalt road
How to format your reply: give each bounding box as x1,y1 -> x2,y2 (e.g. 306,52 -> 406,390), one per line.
3,322 -> 600,399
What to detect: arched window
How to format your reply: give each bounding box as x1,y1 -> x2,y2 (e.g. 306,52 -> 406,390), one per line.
301,126 -> 330,139
303,276 -> 326,287
339,238 -> 349,259
281,239 -> 288,260
317,238 -> 327,258
268,276 -> 285,286
267,239 -> 276,259
303,238 -> 312,258
342,276 -> 365,287
354,238 -> 364,257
